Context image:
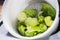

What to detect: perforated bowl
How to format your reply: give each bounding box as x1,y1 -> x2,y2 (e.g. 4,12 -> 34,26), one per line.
2,0 -> 59,40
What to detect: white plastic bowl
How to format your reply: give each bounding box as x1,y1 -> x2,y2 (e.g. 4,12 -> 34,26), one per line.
2,0 -> 59,40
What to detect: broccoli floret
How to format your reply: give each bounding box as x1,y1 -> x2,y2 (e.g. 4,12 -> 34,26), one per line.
18,25 -> 26,36
17,12 -> 27,22
39,24 -> 47,32
27,26 -> 41,32
38,16 -> 44,23
25,17 -> 39,26
26,24 -> 47,33
41,3 -> 56,19
44,16 -> 53,27
23,9 -> 37,17
25,31 -> 37,37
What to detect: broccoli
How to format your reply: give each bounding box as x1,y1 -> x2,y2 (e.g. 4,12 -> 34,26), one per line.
26,24 -> 47,33
44,16 -> 53,27
39,24 -> 47,32
18,25 -> 26,36
38,16 -> 44,23
23,9 -> 37,17
17,12 -> 27,22
25,31 -> 37,37
41,3 -> 56,19
25,17 -> 39,26
27,26 -> 41,32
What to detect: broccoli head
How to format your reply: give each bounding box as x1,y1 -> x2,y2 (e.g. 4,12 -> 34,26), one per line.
17,12 -> 27,22
41,3 -> 56,19
25,31 -> 37,37
39,24 -> 47,32
38,16 -> 44,23
27,25 -> 41,32
25,17 -> 39,26
18,25 -> 26,35
23,9 -> 37,17
44,16 -> 53,27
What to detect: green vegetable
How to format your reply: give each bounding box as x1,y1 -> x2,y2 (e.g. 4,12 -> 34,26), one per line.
41,3 -> 56,19
39,24 -> 47,32
17,12 -> 27,22
26,24 -> 47,33
25,31 -> 37,37
27,26 -> 41,32
44,16 -> 53,27
18,25 -> 26,35
38,16 -> 44,23
25,17 -> 39,26
23,9 -> 37,17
